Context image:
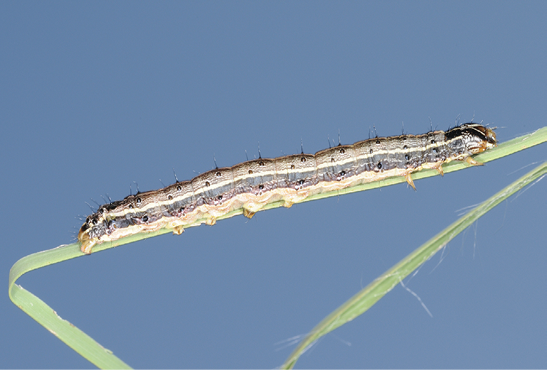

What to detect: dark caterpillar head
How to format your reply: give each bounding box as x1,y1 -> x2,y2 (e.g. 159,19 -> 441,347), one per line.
445,123 -> 497,154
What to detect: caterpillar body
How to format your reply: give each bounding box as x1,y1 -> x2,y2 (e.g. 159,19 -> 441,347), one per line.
79,123 -> 496,254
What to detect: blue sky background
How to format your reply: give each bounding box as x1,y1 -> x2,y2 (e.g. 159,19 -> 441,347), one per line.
1,1 -> 546,368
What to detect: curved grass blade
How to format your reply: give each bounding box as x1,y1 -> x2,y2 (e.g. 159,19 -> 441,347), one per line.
8,126 -> 547,368
8,243 -> 132,368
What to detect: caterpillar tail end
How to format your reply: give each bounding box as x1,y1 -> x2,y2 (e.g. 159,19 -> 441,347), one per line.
80,240 -> 96,255
78,226 -> 97,254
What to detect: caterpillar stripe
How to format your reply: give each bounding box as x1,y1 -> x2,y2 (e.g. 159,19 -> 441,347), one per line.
78,123 -> 496,254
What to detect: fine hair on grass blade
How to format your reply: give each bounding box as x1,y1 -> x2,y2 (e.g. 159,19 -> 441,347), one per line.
8,126 -> 547,368
281,159 -> 547,369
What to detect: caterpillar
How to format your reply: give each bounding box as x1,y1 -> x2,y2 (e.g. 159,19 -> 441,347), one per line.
78,123 -> 496,254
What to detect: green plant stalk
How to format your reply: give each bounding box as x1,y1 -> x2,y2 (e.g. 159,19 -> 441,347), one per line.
281,159 -> 547,367
9,126 -> 547,368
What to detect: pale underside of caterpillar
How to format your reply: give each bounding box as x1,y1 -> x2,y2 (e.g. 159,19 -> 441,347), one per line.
79,123 -> 497,254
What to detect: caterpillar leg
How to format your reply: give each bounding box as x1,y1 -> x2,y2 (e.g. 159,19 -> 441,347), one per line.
172,225 -> 184,235
283,200 -> 294,208
435,165 -> 444,176
243,208 -> 256,219
80,240 -> 96,255
405,173 -> 417,191
465,156 -> 484,166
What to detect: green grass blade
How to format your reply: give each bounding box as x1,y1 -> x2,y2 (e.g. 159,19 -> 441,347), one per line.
8,126 -> 546,368
281,159 -> 547,369
9,243 -> 131,369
